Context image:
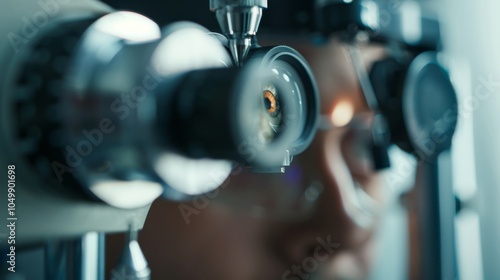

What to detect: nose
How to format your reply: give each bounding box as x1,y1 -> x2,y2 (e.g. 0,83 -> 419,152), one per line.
274,127 -> 381,266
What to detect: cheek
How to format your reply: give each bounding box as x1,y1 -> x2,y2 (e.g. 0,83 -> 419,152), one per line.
141,201 -> 263,280
191,212 -> 262,279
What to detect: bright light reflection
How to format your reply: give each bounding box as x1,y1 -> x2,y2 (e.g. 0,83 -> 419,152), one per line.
94,11 -> 161,43
91,181 -> 163,208
331,99 -> 354,127
155,154 -> 232,196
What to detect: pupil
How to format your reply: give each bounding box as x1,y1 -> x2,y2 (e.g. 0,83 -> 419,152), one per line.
264,97 -> 272,111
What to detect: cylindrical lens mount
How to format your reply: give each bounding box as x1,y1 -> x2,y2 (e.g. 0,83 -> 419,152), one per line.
158,45 -> 319,168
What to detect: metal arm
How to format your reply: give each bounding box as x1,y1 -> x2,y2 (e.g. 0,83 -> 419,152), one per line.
210,0 -> 267,66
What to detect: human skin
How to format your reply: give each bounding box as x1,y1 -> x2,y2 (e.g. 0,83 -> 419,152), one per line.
107,39 -> 388,280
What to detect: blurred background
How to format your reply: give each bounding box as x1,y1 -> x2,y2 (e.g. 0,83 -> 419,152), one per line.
0,0 -> 499,279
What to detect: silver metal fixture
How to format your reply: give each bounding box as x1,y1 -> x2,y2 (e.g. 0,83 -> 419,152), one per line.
111,225 -> 150,280
210,0 -> 268,66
